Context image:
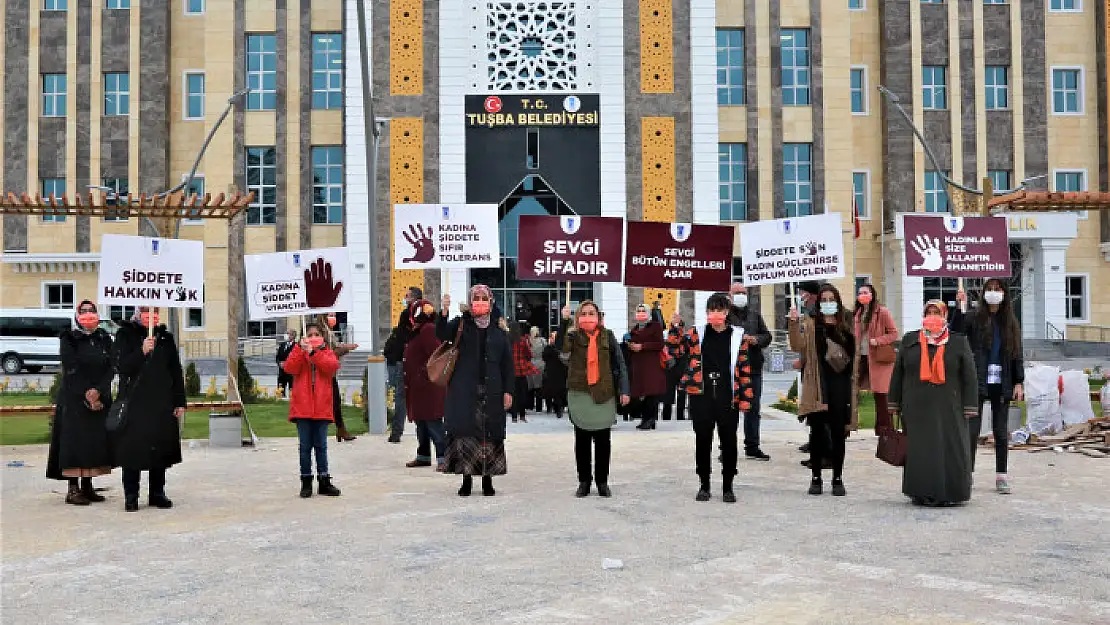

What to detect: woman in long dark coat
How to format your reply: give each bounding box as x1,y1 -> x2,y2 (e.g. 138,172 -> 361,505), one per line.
437,285 -> 515,497
112,306 -> 187,512
542,336 -> 568,419
627,303 -> 666,430
46,300 -> 115,505
888,300 -> 979,507
403,299 -> 448,470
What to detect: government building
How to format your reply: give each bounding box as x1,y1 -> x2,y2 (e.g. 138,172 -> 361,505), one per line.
1,0 -> 1107,352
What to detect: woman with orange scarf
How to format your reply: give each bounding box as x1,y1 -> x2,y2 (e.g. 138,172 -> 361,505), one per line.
888,300 -> 979,507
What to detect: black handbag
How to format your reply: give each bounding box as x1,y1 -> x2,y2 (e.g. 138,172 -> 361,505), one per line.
107,363 -> 145,433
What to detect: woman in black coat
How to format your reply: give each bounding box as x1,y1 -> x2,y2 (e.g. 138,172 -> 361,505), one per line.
46,300 -> 115,505
542,340 -> 568,419
436,285 -> 514,497
111,307 -> 187,512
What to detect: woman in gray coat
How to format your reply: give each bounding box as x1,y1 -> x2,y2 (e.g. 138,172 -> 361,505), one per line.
888,300 -> 979,507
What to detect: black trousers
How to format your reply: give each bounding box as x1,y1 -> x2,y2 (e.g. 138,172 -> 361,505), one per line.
513,376 -> 530,418
122,467 -> 167,498
808,412 -> 846,479
661,371 -> 686,420
636,396 -> 660,422
692,395 -> 739,482
574,426 -> 612,484
969,384 -> 1009,474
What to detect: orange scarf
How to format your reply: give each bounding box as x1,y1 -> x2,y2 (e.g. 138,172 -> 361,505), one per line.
918,330 -> 947,384
585,329 -> 600,385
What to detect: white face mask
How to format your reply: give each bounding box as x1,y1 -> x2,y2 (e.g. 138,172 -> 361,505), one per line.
819,302 -> 839,316
983,291 -> 1004,306
732,294 -> 748,309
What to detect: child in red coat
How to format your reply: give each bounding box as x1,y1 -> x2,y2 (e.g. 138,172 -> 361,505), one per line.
283,323 -> 342,498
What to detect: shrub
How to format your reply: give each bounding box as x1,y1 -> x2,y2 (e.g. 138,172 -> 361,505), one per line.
184,362 -> 201,396
786,377 -> 798,402
236,358 -> 258,403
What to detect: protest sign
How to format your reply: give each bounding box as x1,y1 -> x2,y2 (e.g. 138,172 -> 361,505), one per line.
244,247 -> 353,320
623,222 -> 733,291
903,215 -> 1011,278
98,234 -> 204,307
738,213 -> 845,285
393,204 -> 500,270
516,215 -> 624,282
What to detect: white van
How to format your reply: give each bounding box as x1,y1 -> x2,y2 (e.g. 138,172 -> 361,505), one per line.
0,308 -> 77,374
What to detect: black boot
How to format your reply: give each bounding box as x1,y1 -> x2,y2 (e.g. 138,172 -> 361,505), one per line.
148,493 -> 174,509
576,482 -> 591,497
317,475 -> 341,496
124,496 -> 139,512
458,475 -> 473,497
482,475 -> 496,496
596,482 -> 611,498
299,476 -> 313,498
722,474 -> 736,504
695,477 -> 711,502
808,476 -> 823,495
65,479 -> 90,506
80,477 -> 105,502
831,478 -> 846,497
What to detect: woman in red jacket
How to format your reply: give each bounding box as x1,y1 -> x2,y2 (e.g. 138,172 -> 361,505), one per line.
403,300 -> 448,471
283,322 -> 342,498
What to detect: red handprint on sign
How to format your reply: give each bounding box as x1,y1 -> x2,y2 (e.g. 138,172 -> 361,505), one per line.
304,257 -> 343,309
402,224 -> 436,264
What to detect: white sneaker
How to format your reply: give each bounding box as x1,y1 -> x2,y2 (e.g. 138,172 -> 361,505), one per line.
995,475 -> 1012,494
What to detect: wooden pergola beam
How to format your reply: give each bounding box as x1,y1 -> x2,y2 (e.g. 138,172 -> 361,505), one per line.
988,190 -> 1110,213
0,190 -> 254,219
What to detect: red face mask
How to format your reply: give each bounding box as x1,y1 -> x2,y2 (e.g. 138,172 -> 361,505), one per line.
307,335 -> 325,349
635,312 -> 649,323
326,315 -> 337,329
140,312 -> 159,327
578,318 -> 598,332
857,293 -> 873,306
707,311 -> 728,326
77,312 -> 99,330
470,301 -> 491,316
922,315 -> 946,334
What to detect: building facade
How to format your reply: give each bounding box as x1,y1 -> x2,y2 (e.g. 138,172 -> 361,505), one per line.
1,0 -> 1108,351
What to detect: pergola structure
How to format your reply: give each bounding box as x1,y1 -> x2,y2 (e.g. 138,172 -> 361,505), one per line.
0,189 -> 253,407
986,190 -> 1110,214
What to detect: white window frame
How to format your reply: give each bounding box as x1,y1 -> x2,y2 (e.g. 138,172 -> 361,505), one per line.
311,147 -> 344,225
921,0 -> 944,4
780,29 -> 811,107
106,0 -> 130,9
715,29 -> 746,107
1053,168 -> 1088,219
181,174 -> 206,224
850,65 -> 869,115
924,170 -> 950,213
41,178 -> 67,222
1064,273 -> 1089,323
41,281 -> 76,310
183,70 -> 205,120
984,65 -> 1009,110
311,33 -> 344,110
42,74 -> 67,118
246,34 -> 278,111
103,72 -> 129,117
44,0 -> 68,11
1050,66 -> 1085,115
1049,0 -> 1081,11
246,147 -> 277,225
848,0 -> 866,11
783,143 -> 813,217
718,143 -> 748,222
184,0 -> 205,15
101,177 -> 129,221
852,170 -> 871,220
922,65 -> 947,110
987,170 -> 1011,193
983,0 -> 1007,4
185,287 -> 205,330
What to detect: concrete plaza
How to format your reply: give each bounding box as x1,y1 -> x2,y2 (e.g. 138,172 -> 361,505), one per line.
2,411 -> 1108,625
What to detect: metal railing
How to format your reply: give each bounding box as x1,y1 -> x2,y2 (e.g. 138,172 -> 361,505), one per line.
1045,321 -> 1066,343
180,328 -> 359,360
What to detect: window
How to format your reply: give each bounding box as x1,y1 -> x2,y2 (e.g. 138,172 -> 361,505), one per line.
1054,170 -> 1086,193
1065,275 -> 1088,322
246,147 -> 277,225
984,66 -> 1008,110
988,170 -> 1011,193
182,175 -> 205,222
312,34 -> 343,110
921,0 -> 943,3
184,72 -> 205,120
44,0 -> 67,10
104,73 -> 129,116
41,178 -> 66,222
106,0 -> 130,8
42,74 -> 67,117
924,171 -> 949,213
312,147 -> 344,225
1051,68 -> 1083,114
185,0 -> 205,15
849,0 -> 865,9
248,321 -> 278,337
852,171 -> 870,219
526,129 -> 539,169
855,275 -> 872,291
187,288 -> 205,329
43,283 -> 75,309
1049,0 -> 1079,10
923,277 -> 960,309
922,66 -> 947,109
719,143 -> 748,221
780,30 -> 810,106
102,178 -> 129,221
983,0 -> 1007,4
109,305 -> 136,322
783,143 -> 812,217
850,67 -> 868,114
716,29 -> 745,106
246,34 -> 277,111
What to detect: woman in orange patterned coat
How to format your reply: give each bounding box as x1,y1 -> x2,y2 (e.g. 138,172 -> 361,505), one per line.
665,293 -> 754,503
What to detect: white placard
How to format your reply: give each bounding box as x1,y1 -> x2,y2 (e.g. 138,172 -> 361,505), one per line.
392,204 -> 500,270
244,247 -> 353,320
97,234 -> 205,308
738,213 -> 846,286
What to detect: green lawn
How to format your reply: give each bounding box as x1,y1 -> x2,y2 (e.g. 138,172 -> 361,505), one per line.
0,392 -> 368,446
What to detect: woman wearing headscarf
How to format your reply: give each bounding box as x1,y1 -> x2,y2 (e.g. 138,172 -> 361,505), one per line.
949,278 -> 1024,494
112,306 -> 186,512
528,325 -> 547,412
627,302 -> 666,430
46,300 -> 115,505
557,301 -> 630,497
319,313 -> 358,442
888,300 -> 979,507
438,285 -> 515,497
542,331 -> 568,419
509,321 -> 539,423
788,284 -> 856,496
851,284 -> 899,433
403,299 -> 448,471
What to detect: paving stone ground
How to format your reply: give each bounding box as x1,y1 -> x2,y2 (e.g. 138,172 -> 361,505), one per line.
2,411 -> 1109,625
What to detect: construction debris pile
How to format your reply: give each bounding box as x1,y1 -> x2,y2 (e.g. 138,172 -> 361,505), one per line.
1017,418 -> 1110,458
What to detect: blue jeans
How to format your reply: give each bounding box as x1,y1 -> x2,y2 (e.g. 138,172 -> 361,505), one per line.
295,419 -> 330,477
387,362 -> 407,438
415,419 -> 447,463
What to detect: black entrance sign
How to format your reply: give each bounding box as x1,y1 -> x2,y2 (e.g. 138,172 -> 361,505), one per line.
465,94 -> 600,129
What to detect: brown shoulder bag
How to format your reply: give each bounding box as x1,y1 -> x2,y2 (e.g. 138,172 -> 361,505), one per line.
426,320 -> 464,388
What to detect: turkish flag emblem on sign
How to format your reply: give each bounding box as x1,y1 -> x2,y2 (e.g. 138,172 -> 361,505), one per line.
484,96 -> 503,113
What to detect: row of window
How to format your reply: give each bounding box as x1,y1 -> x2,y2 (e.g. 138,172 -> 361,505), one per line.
853,0 -> 1080,8
38,147 -> 345,226
44,0 -> 207,12
716,28 -> 1086,116
37,34 -> 343,119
